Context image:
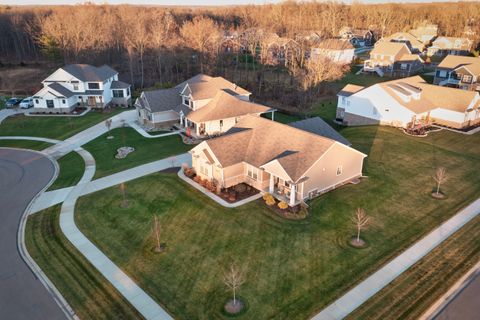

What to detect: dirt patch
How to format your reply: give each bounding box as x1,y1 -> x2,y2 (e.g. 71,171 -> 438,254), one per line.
224,298 -> 245,316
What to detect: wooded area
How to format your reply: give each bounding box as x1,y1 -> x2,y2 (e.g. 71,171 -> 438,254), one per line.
1,1 -> 479,110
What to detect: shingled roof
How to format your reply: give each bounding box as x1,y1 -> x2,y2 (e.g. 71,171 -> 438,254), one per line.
187,90 -> 270,122
289,117 -> 351,146
61,64 -> 117,82
202,115 -> 339,182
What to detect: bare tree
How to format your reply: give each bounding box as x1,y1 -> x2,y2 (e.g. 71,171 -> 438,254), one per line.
352,208 -> 370,243
105,119 -> 112,133
152,215 -> 162,252
168,155 -> 177,168
433,167 -> 447,196
223,263 -> 246,306
119,182 -> 128,208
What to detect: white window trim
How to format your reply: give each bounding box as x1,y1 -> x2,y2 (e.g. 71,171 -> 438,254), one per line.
246,164 -> 260,181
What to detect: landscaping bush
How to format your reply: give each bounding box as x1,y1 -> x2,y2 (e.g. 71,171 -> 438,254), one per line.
278,201 -> 288,210
193,175 -> 202,183
205,180 -> 217,192
184,167 -> 196,178
263,193 -> 276,206
200,179 -> 208,188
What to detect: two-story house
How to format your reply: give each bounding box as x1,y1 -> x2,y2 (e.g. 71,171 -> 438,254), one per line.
363,42 -> 424,77
32,64 -> 131,113
433,55 -> 480,91
135,74 -> 273,136
339,27 -> 377,47
427,37 -> 473,57
408,24 -> 438,45
310,39 -> 355,65
381,32 -> 426,53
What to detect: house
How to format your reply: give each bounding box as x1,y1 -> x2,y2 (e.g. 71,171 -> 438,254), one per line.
32,64 -> 131,113
364,42 -> 424,77
427,37 -> 473,57
381,32 -> 426,53
336,76 -> 480,129
261,33 -> 300,66
409,24 -> 438,44
339,27 -> 376,47
310,39 -> 355,64
221,31 -> 242,53
433,55 -> 480,91
135,74 -> 273,135
189,115 -> 366,206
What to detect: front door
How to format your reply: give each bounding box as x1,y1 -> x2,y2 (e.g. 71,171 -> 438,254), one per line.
46,100 -> 54,108
87,96 -> 96,107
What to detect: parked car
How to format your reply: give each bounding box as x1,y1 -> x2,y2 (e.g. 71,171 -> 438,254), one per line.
5,97 -> 22,108
20,97 -> 34,109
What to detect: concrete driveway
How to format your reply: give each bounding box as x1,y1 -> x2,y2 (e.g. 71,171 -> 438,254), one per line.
0,148 -> 65,320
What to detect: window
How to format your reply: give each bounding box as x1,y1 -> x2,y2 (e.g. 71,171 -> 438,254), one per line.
46,100 -> 54,108
127,87 -> 130,96
189,100 -> 194,109
247,165 -> 258,180
62,99 -> 66,104
73,84 -> 79,90
463,75 -> 473,83
336,165 -> 343,176
182,96 -> 189,106
88,82 -> 100,90
35,99 -> 39,104
342,96 -> 346,105
113,89 -> 124,98
400,63 -> 408,70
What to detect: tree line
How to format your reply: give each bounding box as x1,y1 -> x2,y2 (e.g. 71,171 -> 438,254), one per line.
0,1 -> 479,109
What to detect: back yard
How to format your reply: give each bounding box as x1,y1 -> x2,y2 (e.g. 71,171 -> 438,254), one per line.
71,126 -> 480,319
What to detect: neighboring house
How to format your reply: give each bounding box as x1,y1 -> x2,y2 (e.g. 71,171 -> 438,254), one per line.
427,37 -> 473,57
364,42 -> 424,77
190,115 -> 366,206
433,55 -> 480,91
336,75 -> 480,129
339,27 -> 376,47
294,31 -> 324,45
310,39 -> 355,64
262,33 -> 301,66
381,32 -> 426,53
409,24 -> 438,44
221,31 -> 242,53
32,64 -> 131,113
135,74 -> 273,135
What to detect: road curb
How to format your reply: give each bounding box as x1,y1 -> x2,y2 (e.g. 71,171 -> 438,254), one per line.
4,147 -> 79,320
420,260 -> 480,320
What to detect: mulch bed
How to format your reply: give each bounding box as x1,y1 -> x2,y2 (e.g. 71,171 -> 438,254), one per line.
224,299 -> 245,315
218,183 -> 259,203
349,237 -> 367,248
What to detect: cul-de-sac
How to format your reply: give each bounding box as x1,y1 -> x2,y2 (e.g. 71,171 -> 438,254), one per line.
0,1 -> 479,320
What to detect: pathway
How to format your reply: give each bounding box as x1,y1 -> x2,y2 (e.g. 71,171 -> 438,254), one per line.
0,108 -> 24,124
30,153 -> 191,214
59,147 -> 173,320
128,120 -> 183,138
311,198 -> 480,320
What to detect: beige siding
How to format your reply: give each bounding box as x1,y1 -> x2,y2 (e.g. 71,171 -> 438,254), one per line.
203,117 -> 238,135
302,143 -> 365,198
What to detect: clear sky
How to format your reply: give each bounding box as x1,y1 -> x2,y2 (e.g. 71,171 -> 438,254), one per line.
0,0 -> 459,5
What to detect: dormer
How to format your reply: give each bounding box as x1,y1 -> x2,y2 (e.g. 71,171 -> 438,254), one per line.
397,82 -> 422,100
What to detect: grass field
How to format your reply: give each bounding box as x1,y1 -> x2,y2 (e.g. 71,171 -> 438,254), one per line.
48,151 -> 85,191
0,109 -> 124,140
0,139 -> 51,150
73,125 -> 480,319
347,215 -> 480,320
25,205 -> 142,319
83,127 -> 192,179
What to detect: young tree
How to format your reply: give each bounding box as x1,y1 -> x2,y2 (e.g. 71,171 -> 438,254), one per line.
223,263 -> 246,306
152,215 -> 162,252
119,182 -> 128,208
168,155 -> 177,168
433,167 -> 447,196
352,208 -> 370,244
105,119 -> 112,133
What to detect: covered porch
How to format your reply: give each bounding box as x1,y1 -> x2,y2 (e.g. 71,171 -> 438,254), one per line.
264,172 -> 304,207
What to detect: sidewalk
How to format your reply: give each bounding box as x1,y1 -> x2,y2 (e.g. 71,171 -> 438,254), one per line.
311,198 -> 480,320
128,120 -> 183,138
0,108 -> 24,124
30,153 -> 191,214
59,147 -> 172,320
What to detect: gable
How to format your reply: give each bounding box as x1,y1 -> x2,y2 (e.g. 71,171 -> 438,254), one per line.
261,159 -> 293,182
43,68 -> 81,83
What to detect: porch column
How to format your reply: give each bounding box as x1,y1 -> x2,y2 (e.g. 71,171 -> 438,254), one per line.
289,184 -> 296,206
271,110 -> 275,121
269,174 -> 274,193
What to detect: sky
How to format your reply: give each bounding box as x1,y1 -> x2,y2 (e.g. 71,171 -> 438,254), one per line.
0,0 -> 461,5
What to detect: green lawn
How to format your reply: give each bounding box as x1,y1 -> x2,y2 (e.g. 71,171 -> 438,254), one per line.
0,109 -> 125,140
347,215 -> 480,320
83,127 -> 192,179
48,151 -> 85,191
263,112 -> 303,124
0,139 -> 51,151
74,126 -> 480,319
25,205 -> 141,319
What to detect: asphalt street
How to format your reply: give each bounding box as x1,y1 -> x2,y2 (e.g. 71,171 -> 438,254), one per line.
0,148 -> 65,320
434,272 -> 480,320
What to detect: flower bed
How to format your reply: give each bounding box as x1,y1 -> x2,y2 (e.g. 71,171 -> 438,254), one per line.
262,193 -> 309,220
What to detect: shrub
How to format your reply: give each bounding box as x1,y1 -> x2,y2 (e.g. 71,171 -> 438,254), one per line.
193,175 -> 202,183
266,197 -> 276,206
278,201 -> 289,210
184,167 -> 196,178
200,179 -> 208,188
234,184 -> 247,193
205,180 -> 217,192
263,193 -> 273,201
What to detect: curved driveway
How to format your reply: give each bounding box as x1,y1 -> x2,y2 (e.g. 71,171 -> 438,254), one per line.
0,148 -> 65,320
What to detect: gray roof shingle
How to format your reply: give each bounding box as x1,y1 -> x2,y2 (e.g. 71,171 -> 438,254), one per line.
110,80 -> 131,89
61,64 -> 118,82
289,117 -> 351,146
47,83 -> 75,98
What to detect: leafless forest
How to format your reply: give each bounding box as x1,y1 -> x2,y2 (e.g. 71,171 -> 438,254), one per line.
1,1 -> 480,110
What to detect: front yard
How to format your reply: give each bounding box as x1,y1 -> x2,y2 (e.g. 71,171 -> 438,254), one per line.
71,126 -> 480,319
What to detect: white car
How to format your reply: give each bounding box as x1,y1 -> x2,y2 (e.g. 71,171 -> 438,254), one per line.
19,97 -> 34,109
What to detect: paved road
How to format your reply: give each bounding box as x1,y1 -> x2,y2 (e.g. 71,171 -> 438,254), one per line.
434,272 -> 480,320
0,148 -> 65,320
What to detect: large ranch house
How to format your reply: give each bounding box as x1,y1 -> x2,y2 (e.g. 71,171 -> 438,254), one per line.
190,115 -> 366,207
336,76 -> 480,129
33,64 -> 131,113
135,74 -> 273,136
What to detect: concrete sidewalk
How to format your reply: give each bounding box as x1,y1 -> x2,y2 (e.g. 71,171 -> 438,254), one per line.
311,198 -> 480,320
42,110 -> 136,159
30,153 -> 191,214
59,147 -> 172,320
128,120 -> 183,138
0,108 -> 24,124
